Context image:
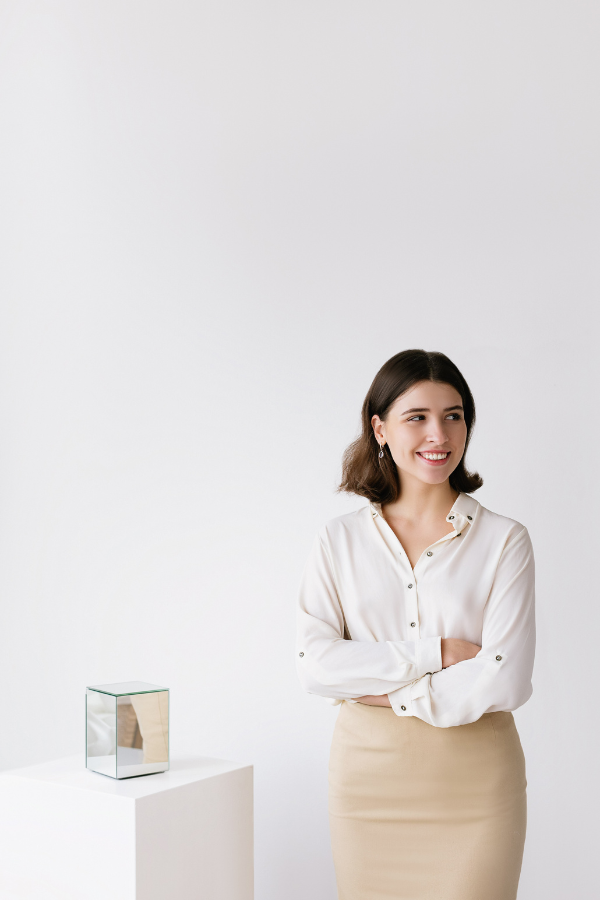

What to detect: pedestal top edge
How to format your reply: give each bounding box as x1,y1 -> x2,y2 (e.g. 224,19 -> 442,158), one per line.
0,753 -> 252,799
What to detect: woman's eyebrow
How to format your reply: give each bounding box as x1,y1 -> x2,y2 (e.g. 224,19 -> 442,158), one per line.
400,405 -> 464,415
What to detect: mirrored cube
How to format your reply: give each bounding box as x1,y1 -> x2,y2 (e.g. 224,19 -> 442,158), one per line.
86,681 -> 169,779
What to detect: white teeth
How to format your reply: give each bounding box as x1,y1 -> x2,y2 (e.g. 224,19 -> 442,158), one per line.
420,452 -> 449,460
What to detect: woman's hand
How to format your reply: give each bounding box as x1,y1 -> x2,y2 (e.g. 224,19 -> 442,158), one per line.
355,694 -> 392,707
441,638 -> 481,668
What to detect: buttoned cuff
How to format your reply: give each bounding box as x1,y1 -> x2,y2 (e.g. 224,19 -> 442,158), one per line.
388,681 -> 415,716
415,635 -> 442,678
388,674 -> 432,717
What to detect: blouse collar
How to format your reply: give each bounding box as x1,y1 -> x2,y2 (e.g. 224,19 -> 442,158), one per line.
369,492 -> 480,534
446,492 -> 479,532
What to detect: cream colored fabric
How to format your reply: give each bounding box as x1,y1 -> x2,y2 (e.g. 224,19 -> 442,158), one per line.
296,492 -> 536,727
130,691 -> 169,763
329,701 -> 527,900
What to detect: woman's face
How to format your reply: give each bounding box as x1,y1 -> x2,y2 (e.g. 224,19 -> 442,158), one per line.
372,380 -> 468,487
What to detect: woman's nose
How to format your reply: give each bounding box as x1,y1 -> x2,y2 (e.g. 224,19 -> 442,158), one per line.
427,420 -> 449,443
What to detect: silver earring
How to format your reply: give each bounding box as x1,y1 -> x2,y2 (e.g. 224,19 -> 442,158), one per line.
378,443 -> 385,459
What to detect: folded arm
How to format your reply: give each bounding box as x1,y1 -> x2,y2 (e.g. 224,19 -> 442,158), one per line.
356,638 -> 482,707
296,534 -> 442,701
387,527 -> 536,727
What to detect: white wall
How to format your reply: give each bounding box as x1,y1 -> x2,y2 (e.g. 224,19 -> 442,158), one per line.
1,2 -> 598,897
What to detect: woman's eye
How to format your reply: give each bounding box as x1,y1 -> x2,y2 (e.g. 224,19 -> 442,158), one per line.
406,414 -> 462,422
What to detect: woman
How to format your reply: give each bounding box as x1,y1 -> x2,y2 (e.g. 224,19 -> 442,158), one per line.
296,349 -> 535,900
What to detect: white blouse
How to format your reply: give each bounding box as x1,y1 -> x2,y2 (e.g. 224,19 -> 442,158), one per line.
296,492 -> 536,728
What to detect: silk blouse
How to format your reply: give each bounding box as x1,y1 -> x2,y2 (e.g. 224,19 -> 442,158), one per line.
296,492 -> 536,728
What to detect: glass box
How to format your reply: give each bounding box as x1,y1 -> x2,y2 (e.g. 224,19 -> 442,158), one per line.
86,681 -> 169,779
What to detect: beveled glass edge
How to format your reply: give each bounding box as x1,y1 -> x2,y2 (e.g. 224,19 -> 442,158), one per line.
85,690 -> 118,778
115,761 -> 170,780
86,686 -> 169,697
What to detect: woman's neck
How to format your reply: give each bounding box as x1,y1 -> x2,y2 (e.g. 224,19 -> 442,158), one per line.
383,477 -> 458,524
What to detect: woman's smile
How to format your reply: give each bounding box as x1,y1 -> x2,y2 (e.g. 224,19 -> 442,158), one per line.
416,450 -> 451,466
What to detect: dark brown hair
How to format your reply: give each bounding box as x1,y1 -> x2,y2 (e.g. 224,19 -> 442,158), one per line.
338,349 -> 483,503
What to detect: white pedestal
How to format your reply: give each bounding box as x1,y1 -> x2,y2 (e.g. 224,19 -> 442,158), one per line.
0,753 -> 253,900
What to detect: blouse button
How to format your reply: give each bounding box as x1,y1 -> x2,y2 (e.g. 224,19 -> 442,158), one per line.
400,705 -> 407,711
408,584 -> 413,589
467,515 -> 473,521
410,622 -> 416,627
426,551 -> 433,557
496,655 -> 502,661
299,652 -> 304,657
448,515 -> 455,520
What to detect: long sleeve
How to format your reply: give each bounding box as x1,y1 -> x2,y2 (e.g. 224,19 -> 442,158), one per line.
296,532 -> 442,702
388,527 -> 536,727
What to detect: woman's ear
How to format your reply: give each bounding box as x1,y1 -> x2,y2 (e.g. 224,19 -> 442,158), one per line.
371,414 -> 385,445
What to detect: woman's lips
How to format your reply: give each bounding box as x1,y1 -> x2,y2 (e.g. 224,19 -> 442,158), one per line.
416,451 -> 451,466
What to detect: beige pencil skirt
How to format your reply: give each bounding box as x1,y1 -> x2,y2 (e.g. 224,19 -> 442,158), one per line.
328,701 -> 527,900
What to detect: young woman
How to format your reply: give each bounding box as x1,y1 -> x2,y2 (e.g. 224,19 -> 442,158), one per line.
296,349 -> 535,900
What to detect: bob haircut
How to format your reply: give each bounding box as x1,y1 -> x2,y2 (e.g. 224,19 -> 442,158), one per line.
339,349 -> 483,504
